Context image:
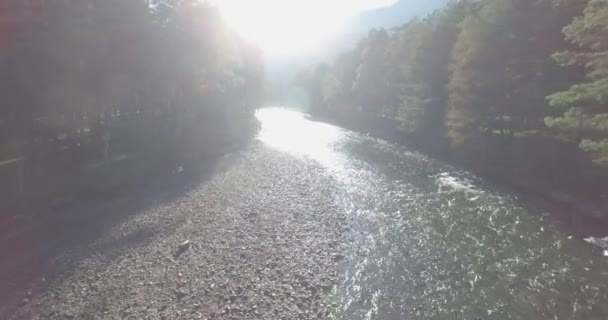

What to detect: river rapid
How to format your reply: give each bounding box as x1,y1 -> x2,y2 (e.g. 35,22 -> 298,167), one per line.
257,108 -> 608,320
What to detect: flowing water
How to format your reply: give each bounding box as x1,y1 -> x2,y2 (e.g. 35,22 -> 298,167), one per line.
256,108 -> 608,320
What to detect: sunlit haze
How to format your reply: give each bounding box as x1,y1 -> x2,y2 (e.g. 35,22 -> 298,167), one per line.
215,0 -> 397,58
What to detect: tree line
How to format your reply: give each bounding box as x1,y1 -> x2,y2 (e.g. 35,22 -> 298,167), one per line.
299,0 -> 608,202
0,0 -> 264,209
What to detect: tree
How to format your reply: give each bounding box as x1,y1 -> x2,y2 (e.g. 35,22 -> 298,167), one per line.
295,64 -> 330,115
446,3 -> 500,146
547,0 -> 608,165
0,0 -> 265,204
446,0 -> 583,147
390,1 -> 468,145
352,29 -> 391,117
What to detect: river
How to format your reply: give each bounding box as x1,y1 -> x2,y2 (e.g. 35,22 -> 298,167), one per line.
256,108 -> 608,320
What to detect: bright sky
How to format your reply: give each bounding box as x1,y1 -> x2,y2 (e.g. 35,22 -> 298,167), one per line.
214,0 -> 398,58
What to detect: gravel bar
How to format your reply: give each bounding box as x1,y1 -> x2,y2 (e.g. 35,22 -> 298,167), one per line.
6,143 -> 348,320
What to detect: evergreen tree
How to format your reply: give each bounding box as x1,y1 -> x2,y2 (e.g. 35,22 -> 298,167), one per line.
352,29 -> 391,117
547,0 -> 608,165
391,1 -> 468,145
447,0 -> 582,146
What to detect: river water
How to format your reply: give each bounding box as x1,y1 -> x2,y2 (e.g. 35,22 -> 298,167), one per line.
256,108 -> 608,320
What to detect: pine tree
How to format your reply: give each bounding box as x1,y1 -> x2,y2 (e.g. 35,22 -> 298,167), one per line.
391,1 -> 468,143
547,0 -> 608,165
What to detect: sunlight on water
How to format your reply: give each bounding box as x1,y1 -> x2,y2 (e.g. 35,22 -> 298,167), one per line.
257,108 -> 608,320
435,172 -> 483,195
256,108 -> 345,170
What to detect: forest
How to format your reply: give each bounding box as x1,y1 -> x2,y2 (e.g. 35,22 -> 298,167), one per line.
0,0 -> 264,210
299,0 -> 608,206
2,0 -> 608,213
3,1 -> 608,318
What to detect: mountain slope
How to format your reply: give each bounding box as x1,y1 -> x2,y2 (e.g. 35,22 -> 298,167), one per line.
267,0 -> 449,86
348,0 -> 449,33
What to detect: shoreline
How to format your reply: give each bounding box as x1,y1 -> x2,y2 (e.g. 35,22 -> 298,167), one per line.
3,143 -> 347,320
310,111 -> 608,237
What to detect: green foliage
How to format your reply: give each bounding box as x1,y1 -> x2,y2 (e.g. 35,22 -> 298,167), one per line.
295,64 -> 330,114
352,29 -> 391,116
298,0 -> 608,193
322,73 -> 343,108
549,79 -> 608,106
447,0 -> 582,147
302,0 -> 582,150
0,0 -> 264,204
547,0 -> 608,164
302,1 -> 468,140
391,1 -> 467,138
580,139 -> 608,165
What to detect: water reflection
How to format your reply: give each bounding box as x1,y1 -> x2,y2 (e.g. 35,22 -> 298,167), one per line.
256,108 -> 608,320
256,108 -> 345,170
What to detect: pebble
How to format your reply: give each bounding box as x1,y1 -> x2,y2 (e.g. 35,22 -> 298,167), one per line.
7,146 -> 346,320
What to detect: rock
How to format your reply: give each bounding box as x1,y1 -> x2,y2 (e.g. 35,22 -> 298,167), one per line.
8,147 -> 346,320
173,240 -> 192,258
175,290 -> 188,301
19,298 -> 30,307
584,236 -> 608,249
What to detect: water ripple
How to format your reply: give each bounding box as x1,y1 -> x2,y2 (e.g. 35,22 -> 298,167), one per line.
257,108 -> 608,320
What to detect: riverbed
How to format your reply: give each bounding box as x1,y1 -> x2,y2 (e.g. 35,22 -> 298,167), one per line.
4,107 -> 607,320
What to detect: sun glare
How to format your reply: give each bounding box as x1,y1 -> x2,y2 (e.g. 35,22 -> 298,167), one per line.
215,0 -> 397,58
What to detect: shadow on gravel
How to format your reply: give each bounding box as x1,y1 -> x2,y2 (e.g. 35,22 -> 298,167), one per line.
0,152 -> 241,316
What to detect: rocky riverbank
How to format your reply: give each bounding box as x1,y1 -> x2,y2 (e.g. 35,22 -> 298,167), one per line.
4,143 -> 348,320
